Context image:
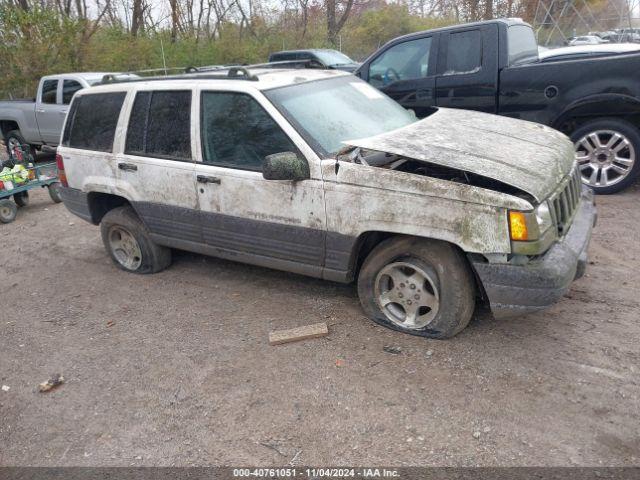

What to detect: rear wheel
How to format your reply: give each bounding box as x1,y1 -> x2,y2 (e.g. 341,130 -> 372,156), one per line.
48,182 -> 62,203
0,199 -> 17,223
357,236 -> 476,339
100,206 -> 171,274
13,191 -> 29,207
572,118 -> 640,194
5,130 -> 28,157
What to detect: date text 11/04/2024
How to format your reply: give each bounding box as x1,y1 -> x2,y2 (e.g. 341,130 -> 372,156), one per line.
232,468 -> 400,477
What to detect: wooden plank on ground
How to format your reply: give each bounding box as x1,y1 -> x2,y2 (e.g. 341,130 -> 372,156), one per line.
269,322 -> 329,346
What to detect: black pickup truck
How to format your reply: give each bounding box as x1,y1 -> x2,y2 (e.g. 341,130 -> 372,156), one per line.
355,18 -> 640,193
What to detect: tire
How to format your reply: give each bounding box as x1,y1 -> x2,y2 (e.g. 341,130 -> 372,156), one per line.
13,191 -> 29,207
0,199 -> 17,223
100,206 -> 171,274
357,236 -> 476,339
5,130 -> 28,157
571,118 -> 640,194
48,182 -> 62,203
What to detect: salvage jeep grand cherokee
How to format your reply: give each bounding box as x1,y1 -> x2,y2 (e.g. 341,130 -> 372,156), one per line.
58,68 -> 596,338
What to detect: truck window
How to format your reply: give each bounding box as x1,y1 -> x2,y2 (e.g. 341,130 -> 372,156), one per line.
444,30 -> 482,75
508,25 -> 539,65
63,80 -> 83,104
200,91 -> 297,172
369,37 -> 432,87
63,92 -> 125,152
125,90 -> 192,161
41,80 -> 58,104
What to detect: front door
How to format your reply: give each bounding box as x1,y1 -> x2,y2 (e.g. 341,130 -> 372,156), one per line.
195,89 -> 326,277
115,89 -> 199,245
361,34 -> 438,118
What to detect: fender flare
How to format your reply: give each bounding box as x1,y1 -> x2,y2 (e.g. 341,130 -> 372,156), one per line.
552,93 -> 640,130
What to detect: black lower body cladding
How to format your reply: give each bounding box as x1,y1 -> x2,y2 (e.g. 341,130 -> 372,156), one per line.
60,186 -> 93,223
471,188 -> 597,318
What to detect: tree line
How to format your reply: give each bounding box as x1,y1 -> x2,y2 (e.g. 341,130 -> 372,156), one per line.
0,0 -> 589,98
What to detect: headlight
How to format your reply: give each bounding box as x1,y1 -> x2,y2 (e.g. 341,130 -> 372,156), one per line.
509,203 -> 554,242
535,202 -> 553,234
508,203 -> 558,255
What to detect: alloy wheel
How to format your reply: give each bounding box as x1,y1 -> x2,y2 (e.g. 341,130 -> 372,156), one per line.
374,260 -> 440,329
575,129 -> 635,188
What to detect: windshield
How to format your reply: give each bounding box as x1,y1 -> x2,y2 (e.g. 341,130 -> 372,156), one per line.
314,50 -> 355,66
265,76 -> 416,157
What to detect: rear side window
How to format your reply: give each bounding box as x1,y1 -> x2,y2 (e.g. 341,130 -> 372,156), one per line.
125,90 -> 191,161
508,25 -> 539,65
41,80 -> 58,104
444,30 -> 482,75
368,37 -> 432,87
62,92 -> 125,152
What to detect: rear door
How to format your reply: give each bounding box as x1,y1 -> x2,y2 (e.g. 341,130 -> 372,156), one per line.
194,88 -> 326,276
435,24 -> 499,113
360,35 -> 438,118
115,89 -> 200,245
35,78 -> 68,144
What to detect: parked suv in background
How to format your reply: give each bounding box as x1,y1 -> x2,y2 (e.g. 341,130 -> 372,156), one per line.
58,68 -> 595,339
356,18 -> 640,193
268,49 -> 360,72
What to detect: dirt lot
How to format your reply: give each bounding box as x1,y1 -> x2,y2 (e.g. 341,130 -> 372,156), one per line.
0,153 -> 639,467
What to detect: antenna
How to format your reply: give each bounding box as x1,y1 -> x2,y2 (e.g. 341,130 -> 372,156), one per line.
160,38 -> 168,75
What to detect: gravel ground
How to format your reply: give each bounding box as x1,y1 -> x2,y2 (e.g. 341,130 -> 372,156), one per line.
0,150 -> 639,467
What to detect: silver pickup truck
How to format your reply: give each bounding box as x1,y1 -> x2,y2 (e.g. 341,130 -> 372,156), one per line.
0,73 -> 112,154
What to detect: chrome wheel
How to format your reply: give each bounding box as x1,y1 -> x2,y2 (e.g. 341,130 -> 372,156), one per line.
374,260 -> 440,329
575,130 -> 635,188
108,226 -> 142,270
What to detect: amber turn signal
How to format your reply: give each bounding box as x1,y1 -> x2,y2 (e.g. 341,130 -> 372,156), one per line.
509,211 -> 529,241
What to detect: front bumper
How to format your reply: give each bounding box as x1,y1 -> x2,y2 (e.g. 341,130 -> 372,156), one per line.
471,188 -> 597,318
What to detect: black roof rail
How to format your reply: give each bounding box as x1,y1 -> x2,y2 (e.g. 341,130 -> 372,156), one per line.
97,60 -> 321,86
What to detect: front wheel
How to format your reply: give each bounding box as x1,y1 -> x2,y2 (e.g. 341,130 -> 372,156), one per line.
357,237 -> 476,339
100,206 -> 171,274
0,199 -> 17,223
572,118 -> 640,194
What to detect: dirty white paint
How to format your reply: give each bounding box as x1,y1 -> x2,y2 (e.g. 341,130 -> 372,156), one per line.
61,72 -> 573,263
344,107 -> 576,203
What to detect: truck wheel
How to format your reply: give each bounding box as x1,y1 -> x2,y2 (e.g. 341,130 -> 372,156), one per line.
572,118 -> 640,194
13,191 -> 29,207
5,130 -> 27,157
48,182 -> 62,203
100,206 -> 171,274
357,236 -> 475,339
0,199 -> 18,223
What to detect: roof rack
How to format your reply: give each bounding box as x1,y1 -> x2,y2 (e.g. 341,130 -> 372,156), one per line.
97,60 -> 322,85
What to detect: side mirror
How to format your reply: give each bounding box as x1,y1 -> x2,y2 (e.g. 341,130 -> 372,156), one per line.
262,152 -> 310,181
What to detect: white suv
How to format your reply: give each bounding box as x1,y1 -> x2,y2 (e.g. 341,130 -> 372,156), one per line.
58,67 -> 596,338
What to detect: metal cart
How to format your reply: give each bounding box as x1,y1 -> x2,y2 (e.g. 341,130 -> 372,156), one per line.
0,147 -> 62,224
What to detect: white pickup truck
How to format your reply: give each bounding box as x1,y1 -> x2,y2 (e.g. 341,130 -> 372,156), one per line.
0,73 -> 113,154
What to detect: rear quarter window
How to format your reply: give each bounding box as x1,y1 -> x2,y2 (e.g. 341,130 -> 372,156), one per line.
62,92 -> 126,152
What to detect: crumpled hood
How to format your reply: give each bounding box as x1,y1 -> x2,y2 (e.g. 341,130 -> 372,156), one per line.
344,108 -> 575,203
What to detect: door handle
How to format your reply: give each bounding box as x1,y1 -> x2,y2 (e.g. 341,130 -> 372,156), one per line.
60,110 -> 68,114
118,163 -> 138,172
197,175 -> 221,184
36,109 -> 46,113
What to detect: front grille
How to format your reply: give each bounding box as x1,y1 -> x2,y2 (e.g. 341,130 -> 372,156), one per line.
549,166 -> 582,237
